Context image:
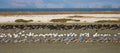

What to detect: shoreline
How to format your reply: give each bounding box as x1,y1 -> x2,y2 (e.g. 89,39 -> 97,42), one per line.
0,11 -> 120,15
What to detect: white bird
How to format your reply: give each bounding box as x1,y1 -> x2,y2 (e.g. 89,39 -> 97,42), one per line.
22,31 -> 25,33
13,34 -> 18,38
7,33 -> 12,38
18,32 -> 22,35
0,35 -> 3,38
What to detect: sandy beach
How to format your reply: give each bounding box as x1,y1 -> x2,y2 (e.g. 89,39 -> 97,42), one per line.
0,12 -> 120,23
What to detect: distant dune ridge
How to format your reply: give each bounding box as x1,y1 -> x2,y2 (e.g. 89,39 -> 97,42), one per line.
0,12 -> 120,15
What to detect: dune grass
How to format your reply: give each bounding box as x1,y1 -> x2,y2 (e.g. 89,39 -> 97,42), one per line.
15,19 -> 33,23
95,20 -> 120,23
68,15 -> 84,18
72,19 -> 80,22
50,19 -> 72,23
68,15 -> 94,18
50,18 -> 80,23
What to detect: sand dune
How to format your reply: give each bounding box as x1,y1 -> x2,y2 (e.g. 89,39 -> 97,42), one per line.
0,14 -> 120,23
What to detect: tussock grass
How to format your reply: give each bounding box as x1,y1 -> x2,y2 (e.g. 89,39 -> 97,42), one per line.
50,18 -> 80,23
50,19 -> 72,23
15,19 -> 33,23
95,20 -> 120,23
68,15 -> 94,18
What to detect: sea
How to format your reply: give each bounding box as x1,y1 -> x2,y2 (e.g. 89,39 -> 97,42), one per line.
0,8 -> 120,12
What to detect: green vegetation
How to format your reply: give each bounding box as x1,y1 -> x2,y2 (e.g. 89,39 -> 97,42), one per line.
68,15 -> 84,18
68,15 -> 94,18
15,19 -> 33,23
96,20 -> 120,23
38,21 -> 41,22
50,19 -> 72,23
50,18 -> 80,23
72,19 -> 80,22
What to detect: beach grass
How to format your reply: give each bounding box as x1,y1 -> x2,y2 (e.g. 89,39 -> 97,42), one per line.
68,15 -> 94,18
50,18 -> 80,23
72,19 -> 80,22
15,19 -> 33,23
50,19 -> 73,23
95,20 -> 120,23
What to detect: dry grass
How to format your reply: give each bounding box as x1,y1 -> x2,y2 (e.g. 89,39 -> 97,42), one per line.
68,15 -> 95,18
72,19 -> 80,22
50,18 -> 80,23
95,20 -> 120,23
50,19 -> 72,23
0,11 -> 120,16
15,19 -> 33,23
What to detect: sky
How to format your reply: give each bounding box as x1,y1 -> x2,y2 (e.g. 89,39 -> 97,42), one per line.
0,0 -> 120,8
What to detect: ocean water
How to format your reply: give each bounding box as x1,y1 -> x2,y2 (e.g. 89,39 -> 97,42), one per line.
0,8 -> 120,12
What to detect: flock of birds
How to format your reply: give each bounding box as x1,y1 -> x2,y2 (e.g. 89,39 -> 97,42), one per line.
0,31 -> 120,44
0,24 -> 120,44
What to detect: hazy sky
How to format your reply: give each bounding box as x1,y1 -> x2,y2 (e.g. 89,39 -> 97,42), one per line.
0,0 -> 120,8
